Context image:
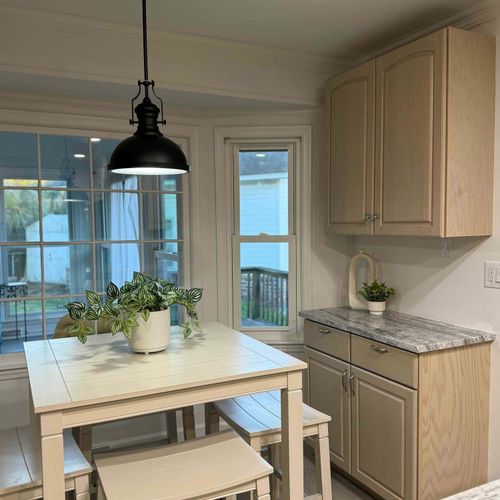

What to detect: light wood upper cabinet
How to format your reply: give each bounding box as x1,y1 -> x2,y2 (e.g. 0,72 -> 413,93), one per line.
351,367 -> 417,500
325,61 -> 375,235
375,30 -> 445,236
325,27 -> 495,237
305,347 -> 351,473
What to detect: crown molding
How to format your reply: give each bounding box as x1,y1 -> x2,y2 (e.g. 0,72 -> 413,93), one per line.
355,0 -> 500,65
0,5 -> 351,76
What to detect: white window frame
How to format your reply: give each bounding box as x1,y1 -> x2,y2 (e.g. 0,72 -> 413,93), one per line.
214,126 -> 313,344
0,126 -> 192,354
230,141 -> 297,333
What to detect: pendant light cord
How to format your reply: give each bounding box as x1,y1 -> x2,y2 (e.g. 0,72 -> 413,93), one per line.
142,0 -> 149,96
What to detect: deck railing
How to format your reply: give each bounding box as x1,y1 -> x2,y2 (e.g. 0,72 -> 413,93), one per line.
241,267 -> 288,327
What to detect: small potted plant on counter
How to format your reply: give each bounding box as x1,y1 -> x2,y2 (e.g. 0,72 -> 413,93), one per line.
65,272 -> 202,353
359,279 -> 396,316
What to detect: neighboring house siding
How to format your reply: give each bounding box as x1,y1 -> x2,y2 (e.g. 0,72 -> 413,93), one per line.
240,175 -> 288,272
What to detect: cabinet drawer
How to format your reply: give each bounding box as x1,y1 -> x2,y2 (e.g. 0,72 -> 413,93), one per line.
351,335 -> 418,388
304,320 -> 350,362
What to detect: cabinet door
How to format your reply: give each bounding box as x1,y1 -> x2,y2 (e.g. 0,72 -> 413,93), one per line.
374,29 -> 446,236
305,347 -> 351,473
351,367 -> 417,500
326,61 -> 375,235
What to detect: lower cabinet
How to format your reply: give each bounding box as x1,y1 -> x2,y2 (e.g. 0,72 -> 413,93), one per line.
306,347 -> 351,473
305,347 -> 417,499
351,367 -> 417,500
304,324 -> 491,500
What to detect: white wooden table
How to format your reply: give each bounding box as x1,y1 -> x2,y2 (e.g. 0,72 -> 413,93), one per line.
24,322 -> 306,500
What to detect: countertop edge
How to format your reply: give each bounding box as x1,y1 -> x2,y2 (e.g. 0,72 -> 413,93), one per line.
299,310 -> 496,354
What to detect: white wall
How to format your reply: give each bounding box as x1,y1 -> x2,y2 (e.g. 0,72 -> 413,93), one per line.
0,98 -> 352,446
353,17 -> 500,480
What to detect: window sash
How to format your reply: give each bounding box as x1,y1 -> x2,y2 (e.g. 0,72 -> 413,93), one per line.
227,140 -> 298,334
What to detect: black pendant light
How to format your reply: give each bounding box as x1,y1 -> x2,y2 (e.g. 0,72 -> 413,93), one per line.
108,0 -> 190,175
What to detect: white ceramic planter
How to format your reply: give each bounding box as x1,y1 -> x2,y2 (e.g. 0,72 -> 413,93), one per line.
367,301 -> 386,316
128,309 -> 170,354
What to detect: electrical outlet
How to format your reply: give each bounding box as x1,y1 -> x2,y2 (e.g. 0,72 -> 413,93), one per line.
484,262 -> 500,288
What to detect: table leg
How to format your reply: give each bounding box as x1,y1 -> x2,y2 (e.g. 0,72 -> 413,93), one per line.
281,372 -> 303,500
40,412 -> 65,499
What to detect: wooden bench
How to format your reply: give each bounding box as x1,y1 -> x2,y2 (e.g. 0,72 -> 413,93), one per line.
210,390 -> 332,500
94,429 -> 273,499
0,426 -> 92,499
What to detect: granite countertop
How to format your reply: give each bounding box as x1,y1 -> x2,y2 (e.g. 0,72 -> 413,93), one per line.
443,480 -> 500,499
299,307 -> 495,354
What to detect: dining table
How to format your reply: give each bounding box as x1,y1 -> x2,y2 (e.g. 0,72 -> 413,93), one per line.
24,321 -> 307,500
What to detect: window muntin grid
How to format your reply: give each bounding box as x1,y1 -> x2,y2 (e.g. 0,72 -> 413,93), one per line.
0,131 -> 188,353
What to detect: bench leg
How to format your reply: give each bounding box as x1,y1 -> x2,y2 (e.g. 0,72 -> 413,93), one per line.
72,426 -> 93,462
97,479 -> 107,500
166,411 -> 178,443
256,476 -> 271,500
314,424 -> 332,500
205,403 -> 220,435
268,444 -> 281,499
75,474 -> 90,500
182,406 -> 196,440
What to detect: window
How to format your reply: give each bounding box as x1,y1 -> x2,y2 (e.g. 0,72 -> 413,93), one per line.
230,142 -> 297,333
0,131 -> 189,353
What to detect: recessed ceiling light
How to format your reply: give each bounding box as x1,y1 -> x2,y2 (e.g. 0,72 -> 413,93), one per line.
90,137 -> 101,143
255,153 -> 266,157
73,153 -> 86,159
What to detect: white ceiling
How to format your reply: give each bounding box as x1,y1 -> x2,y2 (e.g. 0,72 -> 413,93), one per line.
2,0 -> 478,59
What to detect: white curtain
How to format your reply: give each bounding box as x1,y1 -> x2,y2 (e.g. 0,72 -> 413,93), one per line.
109,177 -> 140,286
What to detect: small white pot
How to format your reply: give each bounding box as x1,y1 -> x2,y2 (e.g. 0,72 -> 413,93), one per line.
367,301 -> 386,316
128,309 -> 170,354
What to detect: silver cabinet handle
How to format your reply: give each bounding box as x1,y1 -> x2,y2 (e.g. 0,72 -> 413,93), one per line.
370,345 -> 389,354
349,372 -> 356,396
364,213 -> 372,221
341,369 -> 348,393
372,213 -> 380,220
318,327 -> 331,335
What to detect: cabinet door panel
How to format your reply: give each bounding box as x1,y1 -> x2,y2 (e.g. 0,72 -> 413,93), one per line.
351,367 -> 417,500
326,61 -> 375,235
305,347 -> 351,473
375,30 -> 446,235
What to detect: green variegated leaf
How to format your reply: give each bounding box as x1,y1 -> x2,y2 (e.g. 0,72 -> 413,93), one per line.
141,309 -> 150,322
186,288 -> 203,303
66,302 -> 85,320
86,290 -> 101,306
68,323 -> 82,335
84,307 -> 100,321
111,320 -> 122,334
106,282 -> 120,299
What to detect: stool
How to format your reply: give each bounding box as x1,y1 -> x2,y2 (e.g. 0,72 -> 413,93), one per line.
94,429 -> 273,500
210,390 -> 332,500
0,425 -> 92,499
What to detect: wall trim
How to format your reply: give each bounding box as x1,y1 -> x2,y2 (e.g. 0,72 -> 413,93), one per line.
0,5 -> 350,76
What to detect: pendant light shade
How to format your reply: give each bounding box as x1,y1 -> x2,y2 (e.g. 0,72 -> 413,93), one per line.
108,98 -> 190,175
108,0 -> 190,176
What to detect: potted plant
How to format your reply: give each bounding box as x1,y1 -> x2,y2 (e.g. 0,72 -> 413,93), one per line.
359,279 -> 396,316
65,272 -> 202,354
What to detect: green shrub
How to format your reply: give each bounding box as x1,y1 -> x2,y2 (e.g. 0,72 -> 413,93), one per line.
359,279 -> 396,303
